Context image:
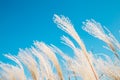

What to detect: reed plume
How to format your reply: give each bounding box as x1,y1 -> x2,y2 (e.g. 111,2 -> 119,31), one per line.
0,14 -> 120,80
82,19 -> 120,59
54,14 -> 99,80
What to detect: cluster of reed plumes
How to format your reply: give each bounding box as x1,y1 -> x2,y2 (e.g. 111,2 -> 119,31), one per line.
0,15 -> 120,80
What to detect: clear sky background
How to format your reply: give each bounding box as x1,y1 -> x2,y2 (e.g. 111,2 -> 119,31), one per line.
0,0 -> 120,62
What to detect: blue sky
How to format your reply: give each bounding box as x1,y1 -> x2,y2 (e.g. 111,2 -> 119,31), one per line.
0,0 -> 120,62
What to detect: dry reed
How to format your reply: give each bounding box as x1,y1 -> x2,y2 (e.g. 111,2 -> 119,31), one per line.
0,15 -> 119,80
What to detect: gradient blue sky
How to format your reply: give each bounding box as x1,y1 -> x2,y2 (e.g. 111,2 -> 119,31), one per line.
0,0 -> 120,62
